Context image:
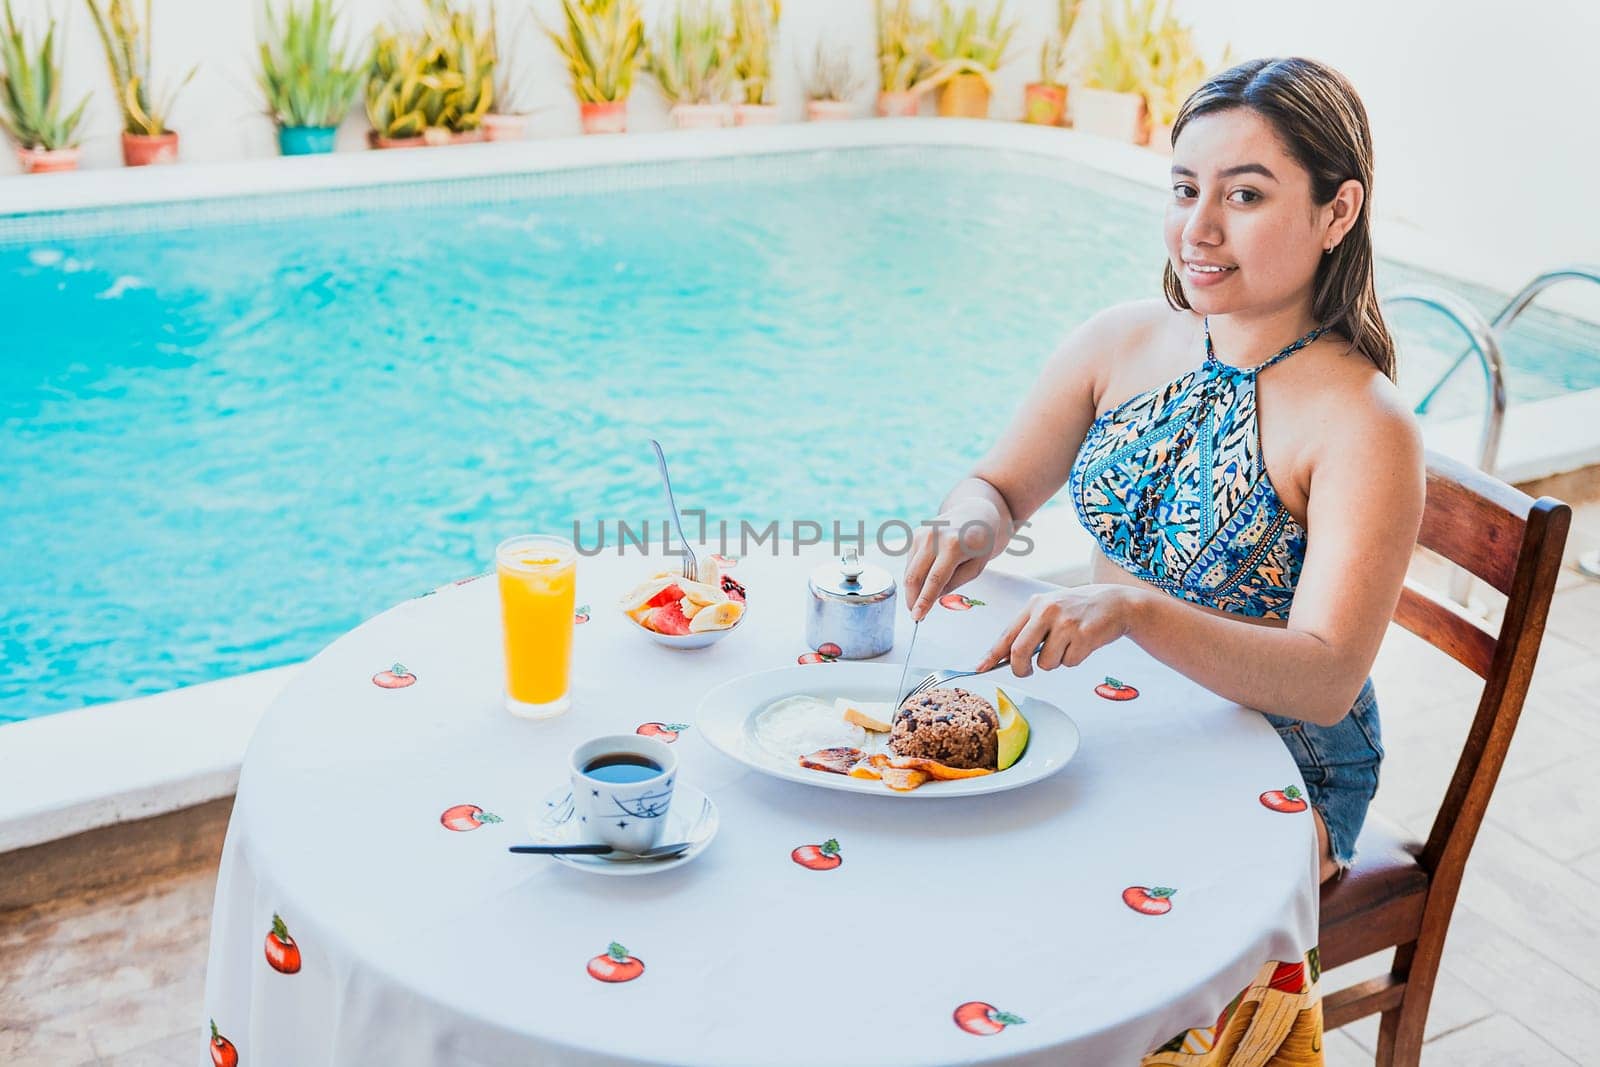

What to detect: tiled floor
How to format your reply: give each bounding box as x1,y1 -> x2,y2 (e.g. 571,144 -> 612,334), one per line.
4,506 -> 1599,1066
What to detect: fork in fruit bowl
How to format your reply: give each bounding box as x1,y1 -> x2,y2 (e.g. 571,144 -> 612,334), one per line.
896,641 -> 1046,708
649,438 -> 697,581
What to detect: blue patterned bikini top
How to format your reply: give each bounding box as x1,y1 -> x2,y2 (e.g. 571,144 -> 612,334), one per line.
1067,318 -> 1325,619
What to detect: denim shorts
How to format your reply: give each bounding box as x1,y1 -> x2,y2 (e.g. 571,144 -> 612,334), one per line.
1262,678 -> 1384,871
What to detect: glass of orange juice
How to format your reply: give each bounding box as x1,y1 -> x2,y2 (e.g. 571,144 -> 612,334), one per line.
496,535 -> 577,719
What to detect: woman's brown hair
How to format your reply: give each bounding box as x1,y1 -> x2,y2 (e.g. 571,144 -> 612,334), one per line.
1161,57 -> 1397,380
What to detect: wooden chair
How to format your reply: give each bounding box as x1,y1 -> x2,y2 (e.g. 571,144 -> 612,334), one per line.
1318,451 -> 1571,1064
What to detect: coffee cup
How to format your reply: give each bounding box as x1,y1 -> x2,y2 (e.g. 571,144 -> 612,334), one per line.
569,734 -> 677,853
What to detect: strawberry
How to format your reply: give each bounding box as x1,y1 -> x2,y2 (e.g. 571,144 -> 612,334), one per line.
648,600 -> 693,635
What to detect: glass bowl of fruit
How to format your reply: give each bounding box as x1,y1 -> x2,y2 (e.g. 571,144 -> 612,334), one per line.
618,559 -> 747,649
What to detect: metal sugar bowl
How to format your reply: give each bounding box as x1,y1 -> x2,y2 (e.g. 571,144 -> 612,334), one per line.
805,549 -> 896,659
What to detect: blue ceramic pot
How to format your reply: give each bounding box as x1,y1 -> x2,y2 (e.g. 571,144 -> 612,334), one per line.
278,126 -> 337,156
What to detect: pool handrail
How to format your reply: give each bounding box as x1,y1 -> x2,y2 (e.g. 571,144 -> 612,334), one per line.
1413,263 -> 1600,418
1383,287 -> 1507,474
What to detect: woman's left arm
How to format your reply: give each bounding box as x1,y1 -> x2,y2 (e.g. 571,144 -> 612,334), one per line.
978,389 -> 1426,727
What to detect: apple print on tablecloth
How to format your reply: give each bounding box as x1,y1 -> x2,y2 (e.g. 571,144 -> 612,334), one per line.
637,722 -> 689,743
574,603 -> 590,625
263,913 -> 301,974
440,804 -> 502,832
209,1020 -> 238,1067
587,942 -> 644,983
953,1001 -> 1025,1036
372,663 -> 416,689
1259,786 -> 1309,813
1095,676 -> 1138,701
798,642 -> 842,665
939,593 -> 985,611
791,838 -> 841,871
1123,886 -> 1176,915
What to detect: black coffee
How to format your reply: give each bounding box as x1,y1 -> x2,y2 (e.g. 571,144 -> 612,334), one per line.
583,753 -> 663,784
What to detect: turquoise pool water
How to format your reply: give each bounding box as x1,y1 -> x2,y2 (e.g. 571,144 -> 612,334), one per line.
3,146 -> 1597,721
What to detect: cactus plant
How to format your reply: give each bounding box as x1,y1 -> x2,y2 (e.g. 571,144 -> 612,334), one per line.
0,0 -> 89,152
84,0 -> 195,137
258,0 -> 364,130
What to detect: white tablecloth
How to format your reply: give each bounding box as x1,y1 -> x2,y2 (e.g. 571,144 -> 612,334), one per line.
202,548 -> 1321,1066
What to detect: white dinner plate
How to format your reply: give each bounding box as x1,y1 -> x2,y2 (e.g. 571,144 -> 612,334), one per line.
526,783 -> 719,876
695,662 -> 1080,798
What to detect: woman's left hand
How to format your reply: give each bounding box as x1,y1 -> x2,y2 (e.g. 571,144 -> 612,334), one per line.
976,584 -> 1144,676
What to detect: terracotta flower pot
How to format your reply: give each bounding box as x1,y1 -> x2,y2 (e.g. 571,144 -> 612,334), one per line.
669,103 -> 731,130
876,90 -> 920,117
1023,82 -> 1067,126
1072,87 -> 1147,144
733,103 -> 780,126
369,131 -> 427,149
805,99 -> 854,122
15,145 -> 80,174
121,131 -> 178,167
579,100 -> 628,134
423,127 -> 486,146
481,113 -> 529,141
937,73 -> 991,118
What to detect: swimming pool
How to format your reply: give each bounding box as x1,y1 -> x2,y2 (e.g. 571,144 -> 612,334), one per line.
3,143 -> 1598,721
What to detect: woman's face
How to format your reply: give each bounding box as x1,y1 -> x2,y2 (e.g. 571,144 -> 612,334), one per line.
1164,108 -> 1348,320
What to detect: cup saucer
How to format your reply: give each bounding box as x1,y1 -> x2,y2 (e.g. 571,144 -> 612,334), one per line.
528,782 -> 718,876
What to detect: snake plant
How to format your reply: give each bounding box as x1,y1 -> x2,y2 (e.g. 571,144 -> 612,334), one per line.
365,0 -> 494,140
801,41 -> 860,103
0,1 -> 89,150
646,0 -> 732,106
874,0 -> 936,94
1083,0 -> 1161,95
1037,0 -> 1081,87
727,0 -> 778,106
542,0 -> 645,106
84,0 -> 195,136
258,0 -> 364,128
927,0 -> 1017,87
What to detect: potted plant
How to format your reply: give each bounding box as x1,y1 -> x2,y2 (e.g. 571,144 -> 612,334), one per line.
543,0 -> 644,135
365,0 -> 493,149
801,42 -> 859,121
85,0 -> 196,166
927,0 -> 1016,120
0,1 -> 89,173
873,0 -> 937,116
1139,10 -> 1217,153
1023,0 -> 1078,126
258,0 -> 364,156
481,2 -> 532,140
647,0 -> 733,129
728,0 -> 779,126
1075,0 -> 1158,143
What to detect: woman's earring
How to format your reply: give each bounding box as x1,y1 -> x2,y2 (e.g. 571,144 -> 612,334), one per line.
1324,245 -> 1335,255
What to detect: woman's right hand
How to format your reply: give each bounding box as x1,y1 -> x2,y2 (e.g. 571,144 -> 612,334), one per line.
902,502 -> 1004,621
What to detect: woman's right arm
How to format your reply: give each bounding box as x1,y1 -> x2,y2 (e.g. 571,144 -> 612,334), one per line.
903,302 -> 1151,620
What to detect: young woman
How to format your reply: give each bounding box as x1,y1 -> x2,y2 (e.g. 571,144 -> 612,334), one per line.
902,57 -> 1425,883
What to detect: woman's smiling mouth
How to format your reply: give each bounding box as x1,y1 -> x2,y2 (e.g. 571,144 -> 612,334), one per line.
1184,260 -> 1238,285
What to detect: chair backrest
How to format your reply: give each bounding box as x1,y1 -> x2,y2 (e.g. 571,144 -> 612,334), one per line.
1391,451 -> 1571,886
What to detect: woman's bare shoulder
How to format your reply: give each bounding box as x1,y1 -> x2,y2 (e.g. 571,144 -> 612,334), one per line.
1052,298 -> 1190,372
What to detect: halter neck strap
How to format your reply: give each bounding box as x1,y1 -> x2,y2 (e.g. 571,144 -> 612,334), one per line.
1203,317 -> 1326,376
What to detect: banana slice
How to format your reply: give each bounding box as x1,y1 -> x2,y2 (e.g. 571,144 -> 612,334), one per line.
687,600 -> 743,632
697,556 -> 721,585
619,576 -> 675,612
679,596 -> 704,619
677,577 -> 729,606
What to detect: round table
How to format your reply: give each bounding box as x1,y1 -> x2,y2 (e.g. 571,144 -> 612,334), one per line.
203,547 -> 1322,1066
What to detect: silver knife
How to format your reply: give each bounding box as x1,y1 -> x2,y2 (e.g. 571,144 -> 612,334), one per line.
893,618 -> 920,709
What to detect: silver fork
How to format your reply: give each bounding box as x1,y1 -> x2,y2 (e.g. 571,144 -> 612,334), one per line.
649,438 -> 698,581
896,641 -> 1046,708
